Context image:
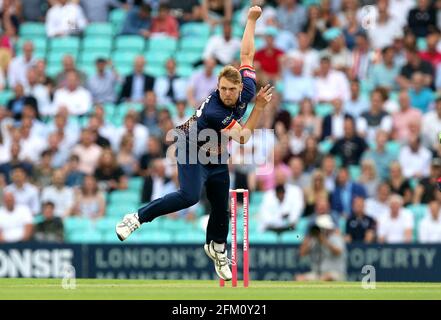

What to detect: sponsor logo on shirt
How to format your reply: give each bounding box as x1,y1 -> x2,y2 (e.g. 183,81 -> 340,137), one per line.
243,70 -> 256,79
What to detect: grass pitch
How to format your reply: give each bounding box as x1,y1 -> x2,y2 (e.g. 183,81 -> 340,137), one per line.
1,279 -> 441,300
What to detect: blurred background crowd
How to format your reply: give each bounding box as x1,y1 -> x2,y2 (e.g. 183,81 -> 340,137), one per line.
0,0 -> 441,247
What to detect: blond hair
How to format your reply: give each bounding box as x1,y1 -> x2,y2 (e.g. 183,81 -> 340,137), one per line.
218,65 -> 242,84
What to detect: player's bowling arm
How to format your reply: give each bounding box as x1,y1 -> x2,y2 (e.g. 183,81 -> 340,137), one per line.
240,6 -> 261,67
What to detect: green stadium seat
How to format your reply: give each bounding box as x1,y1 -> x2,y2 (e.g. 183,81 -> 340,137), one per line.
114,63 -> 133,77
85,23 -> 114,37
180,37 -> 206,53
176,64 -> 194,78
50,37 -> 81,52
385,140 -> 401,158
45,64 -> 63,78
145,65 -> 167,78
408,204 -> 428,241
109,190 -> 141,205
0,90 -> 14,105
102,231 -> 122,243
106,202 -> 139,217
16,37 -> 47,53
128,177 -> 144,191
47,50 -> 78,65
82,37 -> 113,52
68,231 -> 102,243
144,50 -> 173,66
280,231 -> 303,244
112,50 -> 139,66
315,103 -> 334,117
64,217 -> 93,233
148,36 -> 178,52
349,165 -> 361,181
255,37 -> 265,50
180,22 -> 211,38
318,139 -> 334,153
114,35 -> 145,52
119,102 -> 143,114
417,37 -> 427,52
78,64 -> 96,78
160,218 -> 193,232
283,103 -> 299,117
19,22 -> 46,38
294,217 -> 310,237
79,50 -> 111,65
175,51 -> 201,65
110,9 -> 127,33
251,232 -> 279,244
174,231 -> 206,243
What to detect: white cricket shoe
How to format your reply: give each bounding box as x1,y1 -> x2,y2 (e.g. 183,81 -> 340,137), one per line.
204,241 -> 233,281
115,213 -> 140,241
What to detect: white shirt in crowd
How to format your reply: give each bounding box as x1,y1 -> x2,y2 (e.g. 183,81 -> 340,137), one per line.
398,145 -> 432,178
287,49 -> 320,77
356,114 -> 393,143
113,124 -> 149,158
377,208 -> 414,243
0,204 -> 33,243
8,55 -> 36,88
41,186 -> 75,218
45,2 -> 87,37
52,86 -> 93,116
367,17 -> 403,50
259,184 -> 304,232
331,113 -> 346,140
203,35 -> 241,65
421,110 -> 441,148
365,197 -> 389,221
314,70 -> 350,102
4,183 -> 40,216
418,211 -> 441,243
19,132 -> 48,163
25,83 -> 53,116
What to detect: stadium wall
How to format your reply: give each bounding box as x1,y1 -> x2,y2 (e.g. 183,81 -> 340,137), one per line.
0,243 -> 440,281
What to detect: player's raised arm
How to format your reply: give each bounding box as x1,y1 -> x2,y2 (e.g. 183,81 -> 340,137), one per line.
240,6 -> 262,67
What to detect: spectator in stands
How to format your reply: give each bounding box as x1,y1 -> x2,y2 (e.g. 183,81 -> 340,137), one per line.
87,58 -> 120,105
398,47 -> 434,90
6,83 -> 38,121
362,130 -> 396,181
32,149 -> 55,188
0,192 -> 33,243
201,0 -> 232,27
118,56 -> 155,103
150,3 -> 179,38
345,196 -> 376,243
7,41 -> 35,88
172,100 -> 190,127
254,26 -> 284,81
387,161 -> 413,206
341,9 -> 363,51
168,0 -> 202,23
116,134 -> 138,176
314,56 -> 350,103
288,156 -> 310,190
33,201 -> 64,243
0,143 -> 33,184
419,29 -> 441,68
259,170 -> 304,233
344,79 -> 369,118
296,213 -> 346,281
358,159 -> 381,198
418,200 -> 441,243
288,116 -> 307,155
203,20 -> 241,66
187,57 -> 217,108
86,114 -> 112,149
322,28 -> 352,73
46,133 -> 69,169
40,169 -> 74,218
300,136 -> 323,172
120,3 -> 151,37
138,91 -> 160,136
378,194 -> 413,243
71,128 -> 103,175
356,88 -> 393,144
413,158 -> 441,204
45,0 -> 88,37
80,0 -> 120,23
4,167 -> 40,216
141,158 -> 171,203
286,32 -> 319,77
138,136 -> 163,177
47,108 -> 80,150
392,90 -> 423,143
94,148 -> 128,192
422,95 -> 441,150
408,72 -> 435,113
321,154 -> 336,192
277,0 -> 306,36
25,67 -> 52,116
115,111 -> 149,158
398,135 -> 432,179
365,182 -> 391,222
64,154 -> 84,187
297,98 -> 321,139
321,98 -> 353,141
22,0 -> 47,22
331,166 -> 367,219
281,56 -> 314,103
367,0 -> 403,50
407,0 -> 437,38
330,117 -> 368,166
52,71 -> 92,116
153,58 -> 187,106
70,175 -> 106,220
16,117 -> 47,164
303,169 -> 329,217
55,55 -> 87,88
369,46 -> 401,92
257,145 -> 291,191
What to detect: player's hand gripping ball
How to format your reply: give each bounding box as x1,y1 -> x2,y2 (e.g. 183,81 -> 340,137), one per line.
248,5 -> 262,21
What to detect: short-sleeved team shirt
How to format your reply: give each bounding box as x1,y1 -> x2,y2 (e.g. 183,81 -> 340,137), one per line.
176,65 -> 257,157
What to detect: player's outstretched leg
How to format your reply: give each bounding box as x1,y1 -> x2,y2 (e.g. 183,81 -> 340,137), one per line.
203,166 -> 232,280
116,162 -> 202,241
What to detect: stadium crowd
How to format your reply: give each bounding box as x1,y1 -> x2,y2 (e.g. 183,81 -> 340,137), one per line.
1,0 -> 441,246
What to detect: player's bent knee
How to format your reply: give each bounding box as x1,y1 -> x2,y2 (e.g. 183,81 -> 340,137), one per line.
179,191 -> 199,207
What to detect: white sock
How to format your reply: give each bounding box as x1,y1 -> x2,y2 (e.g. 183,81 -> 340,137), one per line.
213,241 -> 225,252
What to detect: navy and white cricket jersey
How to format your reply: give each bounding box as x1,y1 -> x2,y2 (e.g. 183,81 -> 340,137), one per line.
176,65 -> 256,157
